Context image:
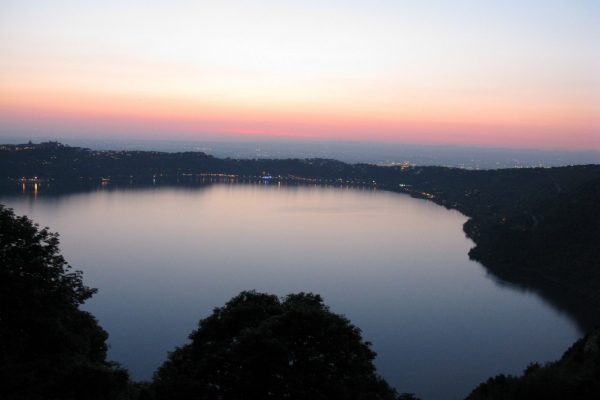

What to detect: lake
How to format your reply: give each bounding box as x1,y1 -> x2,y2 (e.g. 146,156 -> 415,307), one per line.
0,183 -> 581,400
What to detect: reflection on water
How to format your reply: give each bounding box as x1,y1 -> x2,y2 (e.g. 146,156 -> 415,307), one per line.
0,184 -> 581,400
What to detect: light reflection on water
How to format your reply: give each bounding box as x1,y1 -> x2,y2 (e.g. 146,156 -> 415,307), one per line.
0,184 -> 581,400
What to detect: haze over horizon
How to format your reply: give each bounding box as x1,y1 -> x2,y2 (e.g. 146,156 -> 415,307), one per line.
1,0 -> 599,150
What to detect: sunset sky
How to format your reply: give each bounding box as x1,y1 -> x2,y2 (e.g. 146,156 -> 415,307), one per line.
1,0 -> 598,149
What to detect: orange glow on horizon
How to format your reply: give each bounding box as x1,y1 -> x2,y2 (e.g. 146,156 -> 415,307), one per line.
1,83 -> 597,150
1,1 -> 598,150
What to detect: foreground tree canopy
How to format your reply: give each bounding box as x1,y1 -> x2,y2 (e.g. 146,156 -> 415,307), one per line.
0,205 -> 128,400
152,291 -> 398,400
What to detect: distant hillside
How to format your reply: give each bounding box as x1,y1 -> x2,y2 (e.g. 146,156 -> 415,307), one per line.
2,142 -> 599,329
376,164 -> 600,329
0,141 -> 356,183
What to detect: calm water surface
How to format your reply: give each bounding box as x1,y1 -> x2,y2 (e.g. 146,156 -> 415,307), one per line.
1,184 -> 581,400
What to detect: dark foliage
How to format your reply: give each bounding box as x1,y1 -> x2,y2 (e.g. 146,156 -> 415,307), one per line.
466,328 -> 600,400
0,205 -> 129,400
152,291 -> 398,400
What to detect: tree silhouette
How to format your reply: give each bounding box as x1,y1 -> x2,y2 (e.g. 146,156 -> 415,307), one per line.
153,291 -> 398,400
0,204 -> 128,400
